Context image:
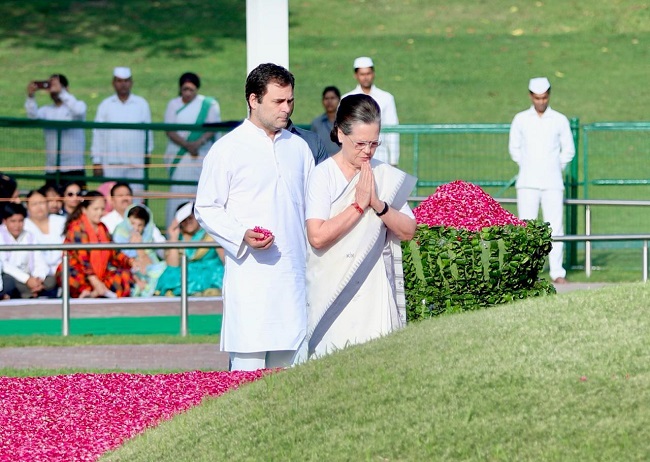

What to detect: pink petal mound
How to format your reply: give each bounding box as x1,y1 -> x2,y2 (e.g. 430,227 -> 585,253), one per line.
413,180 -> 526,232
0,370 -> 265,462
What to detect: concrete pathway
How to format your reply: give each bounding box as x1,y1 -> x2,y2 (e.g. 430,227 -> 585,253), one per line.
0,344 -> 229,371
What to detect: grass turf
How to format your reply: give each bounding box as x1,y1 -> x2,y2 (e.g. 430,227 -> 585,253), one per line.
1,1 -> 648,123
103,283 -> 650,461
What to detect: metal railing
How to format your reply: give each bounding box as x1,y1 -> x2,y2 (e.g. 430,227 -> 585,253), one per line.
0,240 -> 221,337
4,197 -> 650,336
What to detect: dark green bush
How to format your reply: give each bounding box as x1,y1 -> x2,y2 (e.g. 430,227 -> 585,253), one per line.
402,220 -> 556,321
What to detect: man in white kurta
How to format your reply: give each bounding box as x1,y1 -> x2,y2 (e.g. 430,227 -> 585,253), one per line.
91,67 -> 153,198
195,63 -> 314,371
343,57 -> 400,166
25,74 -> 87,182
509,77 -> 575,283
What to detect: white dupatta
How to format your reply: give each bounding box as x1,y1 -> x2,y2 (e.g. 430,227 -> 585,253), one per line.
307,161 -> 417,355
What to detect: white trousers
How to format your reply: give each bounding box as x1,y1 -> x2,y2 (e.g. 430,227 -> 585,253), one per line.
229,339 -> 307,371
229,350 -> 297,371
516,188 -> 566,280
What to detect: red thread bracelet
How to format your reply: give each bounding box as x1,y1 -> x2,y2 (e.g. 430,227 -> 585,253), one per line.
351,202 -> 364,214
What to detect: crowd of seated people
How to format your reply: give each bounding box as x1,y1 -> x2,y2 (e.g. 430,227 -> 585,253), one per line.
0,173 -> 224,300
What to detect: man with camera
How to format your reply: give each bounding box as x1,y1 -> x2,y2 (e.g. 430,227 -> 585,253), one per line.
25,74 -> 88,187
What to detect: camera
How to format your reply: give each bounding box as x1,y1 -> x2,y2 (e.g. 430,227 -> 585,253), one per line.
34,80 -> 50,89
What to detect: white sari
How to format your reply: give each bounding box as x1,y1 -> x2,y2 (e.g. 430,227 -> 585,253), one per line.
306,161 -> 417,357
164,94 -> 221,225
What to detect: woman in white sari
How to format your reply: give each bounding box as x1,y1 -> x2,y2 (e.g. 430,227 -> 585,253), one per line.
164,72 -> 221,225
305,94 -> 417,359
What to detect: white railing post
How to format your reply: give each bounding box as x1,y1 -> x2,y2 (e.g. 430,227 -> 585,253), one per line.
61,252 -> 70,336
585,205 -> 592,278
180,251 -> 188,337
643,240 -> 648,282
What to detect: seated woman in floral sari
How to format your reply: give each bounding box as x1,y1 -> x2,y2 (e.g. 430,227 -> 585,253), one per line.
155,202 -> 225,297
57,191 -> 133,298
112,204 -> 166,297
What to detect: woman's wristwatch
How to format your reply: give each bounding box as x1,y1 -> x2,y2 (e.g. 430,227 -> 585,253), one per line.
375,201 -> 389,217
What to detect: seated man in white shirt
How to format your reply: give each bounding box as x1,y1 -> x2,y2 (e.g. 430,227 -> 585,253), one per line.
101,182 -> 136,234
0,203 -> 57,299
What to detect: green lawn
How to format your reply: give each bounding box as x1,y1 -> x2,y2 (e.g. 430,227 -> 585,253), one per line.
0,314 -> 222,336
103,283 -> 650,461
1,1 -> 648,122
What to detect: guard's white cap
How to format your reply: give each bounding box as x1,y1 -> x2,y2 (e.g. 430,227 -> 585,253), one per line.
113,67 -> 132,79
175,201 -> 194,224
528,77 -> 551,94
353,56 -> 374,69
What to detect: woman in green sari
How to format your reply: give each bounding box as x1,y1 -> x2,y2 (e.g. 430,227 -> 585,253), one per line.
155,202 -> 225,297
164,72 -> 221,225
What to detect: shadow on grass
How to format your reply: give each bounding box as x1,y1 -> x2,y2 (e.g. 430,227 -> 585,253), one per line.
0,0 -> 246,57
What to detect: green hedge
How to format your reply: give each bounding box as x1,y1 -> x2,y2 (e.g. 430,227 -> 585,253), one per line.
402,220 -> 556,321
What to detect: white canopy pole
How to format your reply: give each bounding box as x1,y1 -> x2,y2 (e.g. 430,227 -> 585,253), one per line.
246,0 -> 289,73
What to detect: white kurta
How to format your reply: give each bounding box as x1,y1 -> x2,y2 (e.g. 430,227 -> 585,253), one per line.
24,215 -> 66,276
509,105 -> 575,190
509,105 -> 575,280
342,84 -> 400,165
195,119 -> 314,353
25,90 -> 87,173
0,226 -> 50,283
164,94 -> 221,225
100,210 -> 124,234
91,93 -> 153,193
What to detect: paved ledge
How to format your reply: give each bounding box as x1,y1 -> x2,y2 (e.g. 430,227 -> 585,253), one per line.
0,296 -> 223,320
0,344 -> 229,371
552,282 -> 612,294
